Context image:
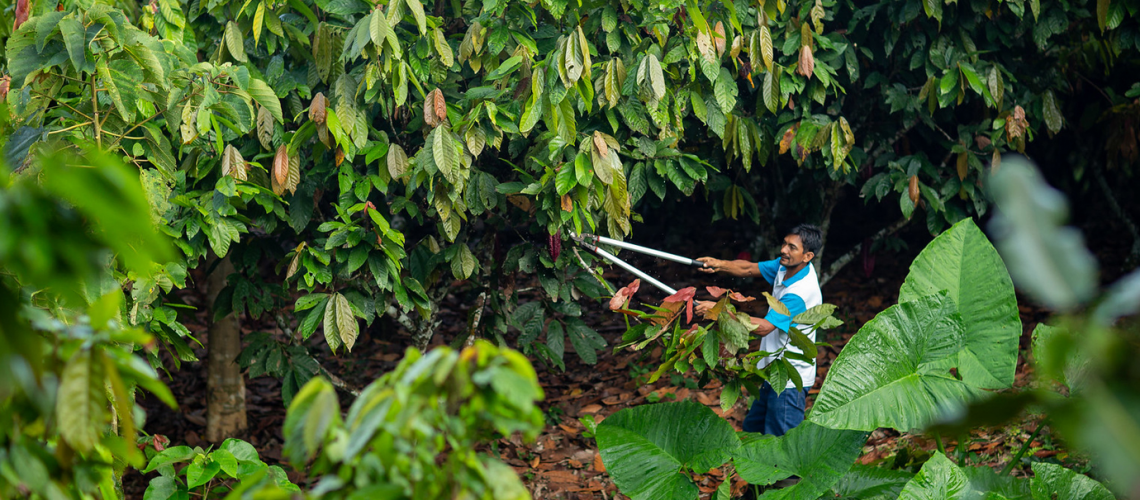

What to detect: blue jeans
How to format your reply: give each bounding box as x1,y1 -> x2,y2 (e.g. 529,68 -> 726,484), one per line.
741,382 -> 809,436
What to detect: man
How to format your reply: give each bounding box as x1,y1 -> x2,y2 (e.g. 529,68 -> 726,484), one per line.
695,224 -> 823,437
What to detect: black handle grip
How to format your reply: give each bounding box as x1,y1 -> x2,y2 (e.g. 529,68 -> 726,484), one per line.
691,260 -> 707,268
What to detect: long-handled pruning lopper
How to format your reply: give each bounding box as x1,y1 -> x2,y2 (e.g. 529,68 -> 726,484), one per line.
570,232 -> 705,296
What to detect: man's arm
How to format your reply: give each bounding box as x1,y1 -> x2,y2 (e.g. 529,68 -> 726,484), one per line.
751,316 -> 777,336
696,258 -> 762,278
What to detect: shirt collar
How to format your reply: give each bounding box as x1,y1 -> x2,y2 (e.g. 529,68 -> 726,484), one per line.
778,263 -> 811,287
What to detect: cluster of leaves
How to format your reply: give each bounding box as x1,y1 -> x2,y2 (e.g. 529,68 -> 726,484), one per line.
275,340 -> 543,499
0,147 -> 177,499
141,438 -> 298,499
609,278 -> 842,410
595,218 -> 1048,498
597,400 -> 1115,500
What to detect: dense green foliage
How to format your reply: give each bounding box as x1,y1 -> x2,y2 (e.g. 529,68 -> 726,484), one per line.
274,341 -> 543,499
0,148 -> 177,499
596,214 -> 1127,498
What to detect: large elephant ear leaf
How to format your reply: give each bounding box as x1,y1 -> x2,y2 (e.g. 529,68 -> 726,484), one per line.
810,292 -> 982,431
962,465 -> 1031,499
827,464 -> 914,499
898,218 -> 1021,389
733,420 -> 866,499
1030,463 -> 1114,500
898,452 -> 970,500
596,401 -> 739,500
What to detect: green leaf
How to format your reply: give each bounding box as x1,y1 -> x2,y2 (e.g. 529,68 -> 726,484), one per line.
433,126 -> 459,183
144,476 -> 180,500
1030,462 -> 1113,500
406,0 -> 427,35
226,21 -> 248,62
186,459 -> 221,489
597,401 -> 740,500
987,158 -> 1097,311
97,59 -> 132,122
809,292 -> 982,432
647,54 -> 665,101
451,244 -> 477,279
898,453 -> 968,499
897,218 -> 1021,389
793,303 -> 837,325
323,293 -> 343,353
57,350 -> 104,452
567,318 -> 606,364
763,70 -> 780,114
210,449 -> 239,477
555,161 -> 577,196
247,78 -> 283,123
830,465 -> 915,499
734,421 -> 866,497
334,292 -> 358,351
59,17 -> 87,71
253,2 -> 265,46
713,67 -> 737,112
1042,90 -> 1062,134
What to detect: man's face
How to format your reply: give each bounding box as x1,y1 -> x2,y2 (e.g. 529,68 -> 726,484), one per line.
779,234 -> 812,267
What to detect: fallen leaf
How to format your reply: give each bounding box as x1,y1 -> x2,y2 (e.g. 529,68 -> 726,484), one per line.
593,452 -> 606,472
579,404 -> 603,415
568,459 -> 584,468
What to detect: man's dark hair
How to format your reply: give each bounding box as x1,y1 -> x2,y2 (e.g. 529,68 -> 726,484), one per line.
790,224 -> 823,255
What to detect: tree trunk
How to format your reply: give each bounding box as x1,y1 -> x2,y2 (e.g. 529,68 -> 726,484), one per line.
205,255 -> 246,442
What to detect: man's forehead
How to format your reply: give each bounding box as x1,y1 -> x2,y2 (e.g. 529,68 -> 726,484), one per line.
783,234 -> 803,246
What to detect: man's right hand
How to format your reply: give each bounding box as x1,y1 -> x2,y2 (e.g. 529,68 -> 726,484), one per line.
696,257 -> 721,273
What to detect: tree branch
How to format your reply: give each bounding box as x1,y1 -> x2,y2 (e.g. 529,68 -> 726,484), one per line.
819,217 -> 911,287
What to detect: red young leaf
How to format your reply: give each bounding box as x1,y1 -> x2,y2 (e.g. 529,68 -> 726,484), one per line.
13,0 -> 30,31
729,292 -> 755,302
663,286 -> 696,303
663,287 -> 697,323
706,286 -> 728,298
609,279 -> 641,310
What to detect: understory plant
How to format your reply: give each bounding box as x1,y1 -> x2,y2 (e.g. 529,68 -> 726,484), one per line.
141,438 -> 298,499
270,340 -> 544,500
609,279 -> 842,411
595,215 -> 1121,498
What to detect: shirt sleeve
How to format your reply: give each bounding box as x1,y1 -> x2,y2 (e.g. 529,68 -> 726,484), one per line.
757,258 -> 781,284
763,293 -> 808,332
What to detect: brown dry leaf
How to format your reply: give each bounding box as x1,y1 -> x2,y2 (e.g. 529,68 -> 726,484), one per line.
779,128 -> 795,154
593,452 -> 606,472
579,404 -> 603,415
593,130 -> 608,158
797,45 -> 815,79
273,145 -> 289,185
507,194 -> 533,212
560,194 -> 573,212
908,175 -> 920,205
309,93 -> 328,124
601,396 -> 622,405
992,150 -> 1002,172
713,22 -> 726,56
558,423 -> 580,436
1005,105 -> 1028,140
424,88 -> 446,127
423,90 -> 439,127
568,458 -> 584,469
956,152 -> 968,181
335,147 -> 345,166
0,76 -> 9,100
695,392 -> 717,406
975,135 -> 992,149
529,455 -> 540,468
